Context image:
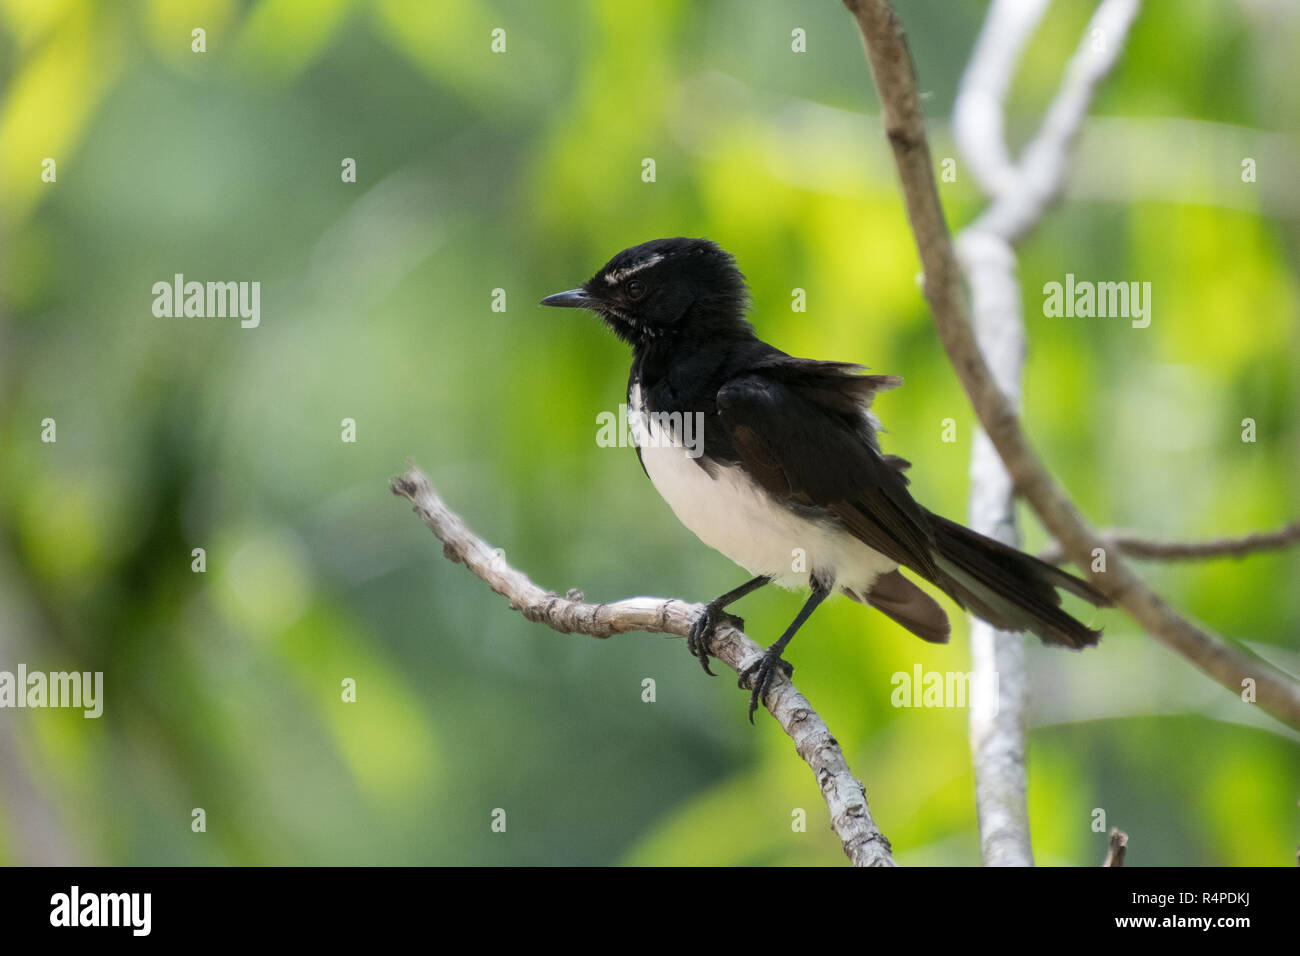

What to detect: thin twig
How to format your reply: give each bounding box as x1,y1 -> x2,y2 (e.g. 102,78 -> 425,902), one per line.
390,465 -> 896,867
840,0 -> 1300,732
1039,520 -> 1300,565
1103,827 -> 1128,866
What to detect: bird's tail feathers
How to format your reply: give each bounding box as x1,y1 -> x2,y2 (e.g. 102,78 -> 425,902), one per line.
926,512 -> 1111,649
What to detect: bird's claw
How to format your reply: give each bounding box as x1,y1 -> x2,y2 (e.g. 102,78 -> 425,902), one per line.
687,604 -> 743,676
741,649 -> 794,723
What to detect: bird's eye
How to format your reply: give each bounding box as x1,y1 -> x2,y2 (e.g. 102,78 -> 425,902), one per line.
626,279 -> 647,300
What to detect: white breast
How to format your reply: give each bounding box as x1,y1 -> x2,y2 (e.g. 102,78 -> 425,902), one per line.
629,383 -> 897,592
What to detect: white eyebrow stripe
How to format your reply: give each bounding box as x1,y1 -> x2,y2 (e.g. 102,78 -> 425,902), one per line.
603,254 -> 664,285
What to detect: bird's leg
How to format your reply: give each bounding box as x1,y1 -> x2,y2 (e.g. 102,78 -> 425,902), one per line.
688,575 -> 771,676
744,579 -> 832,723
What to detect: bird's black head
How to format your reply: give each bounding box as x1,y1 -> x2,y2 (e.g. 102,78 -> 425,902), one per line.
540,237 -> 754,349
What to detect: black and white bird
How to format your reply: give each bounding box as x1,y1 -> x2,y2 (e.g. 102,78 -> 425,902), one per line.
542,237 -> 1110,721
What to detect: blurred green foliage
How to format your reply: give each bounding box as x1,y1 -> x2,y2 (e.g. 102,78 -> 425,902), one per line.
0,0 -> 1296,866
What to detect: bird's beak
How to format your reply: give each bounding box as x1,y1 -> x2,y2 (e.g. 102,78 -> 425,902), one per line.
539,288 -> 597,309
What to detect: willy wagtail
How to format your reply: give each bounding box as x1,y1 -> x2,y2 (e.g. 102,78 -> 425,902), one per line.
542,237 -> 1110,721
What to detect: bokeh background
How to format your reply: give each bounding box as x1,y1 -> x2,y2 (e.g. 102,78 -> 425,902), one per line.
0,0 -> 1297,866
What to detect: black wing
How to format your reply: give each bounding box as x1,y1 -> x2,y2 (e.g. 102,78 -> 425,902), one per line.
715,362 -> 943,581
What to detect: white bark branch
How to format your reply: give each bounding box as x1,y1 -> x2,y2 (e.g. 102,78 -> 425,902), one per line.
952,0 -> 1051,197
960,233 -> 1033,865
972,0 -> 1143,244
954,0 -> 1140,868
390,465 -> 896,866
955,0 -> 1043,870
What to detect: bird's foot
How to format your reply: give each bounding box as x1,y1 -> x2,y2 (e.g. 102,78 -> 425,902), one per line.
741,649 -> 795,723
687,603 -> 744,676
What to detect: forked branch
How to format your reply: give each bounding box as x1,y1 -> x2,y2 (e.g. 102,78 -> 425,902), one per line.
841,0 -> 1300,732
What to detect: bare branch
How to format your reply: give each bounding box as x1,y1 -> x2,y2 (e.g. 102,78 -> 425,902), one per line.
955,0 -> 1141,868
390,465 -> 895,867
840,0 -> 1300,732
972,0 -> 1143,244
1039,520 -> 1300,565
1103,827 -> 1128,867
954,2 -> 1043,870
952,0 -> 1051,197
956,3 -> 1040,869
